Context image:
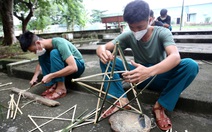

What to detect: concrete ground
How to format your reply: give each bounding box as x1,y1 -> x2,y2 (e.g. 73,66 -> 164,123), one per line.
0,72 -> 212,132
0,43 -> 212,132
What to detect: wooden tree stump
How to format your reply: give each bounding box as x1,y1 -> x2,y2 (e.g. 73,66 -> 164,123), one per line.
11,87 -> 60,107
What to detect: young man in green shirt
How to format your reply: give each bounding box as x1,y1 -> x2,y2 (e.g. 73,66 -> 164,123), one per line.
96,0 -> 198,131
19,31 -> 85,100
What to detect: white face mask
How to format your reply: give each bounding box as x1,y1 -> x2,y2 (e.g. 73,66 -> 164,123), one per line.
160,16 -> 167,20
36,48 -> 46,56
132,26 -> 148,41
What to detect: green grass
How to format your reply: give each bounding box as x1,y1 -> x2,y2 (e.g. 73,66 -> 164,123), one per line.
0,42 -> 25,59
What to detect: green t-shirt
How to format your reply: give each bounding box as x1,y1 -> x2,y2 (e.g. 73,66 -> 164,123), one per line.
52,37 -> 84,61
112,26 -> 175,64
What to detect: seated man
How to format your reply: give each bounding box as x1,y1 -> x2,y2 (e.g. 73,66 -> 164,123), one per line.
19,31 -> 85,100
157,8 -> 172,31
149,10 -> 163,27
96,0 -> 198,131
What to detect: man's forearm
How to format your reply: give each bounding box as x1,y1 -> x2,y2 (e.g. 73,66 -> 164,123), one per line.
33,64 -> 41,78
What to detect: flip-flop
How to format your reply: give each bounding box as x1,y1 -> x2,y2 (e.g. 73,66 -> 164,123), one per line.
102,102 -> 131,118
44,90 -> 66,100
41,84 -> 57,96
153,106 -> 172,131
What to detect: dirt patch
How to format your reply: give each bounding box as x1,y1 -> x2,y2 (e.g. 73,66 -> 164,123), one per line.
0,44 -> 26,59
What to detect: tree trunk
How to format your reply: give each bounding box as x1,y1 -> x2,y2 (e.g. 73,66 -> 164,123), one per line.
22,20 -> 27,33
0,0 -> 17,46
13,1 -> 35,33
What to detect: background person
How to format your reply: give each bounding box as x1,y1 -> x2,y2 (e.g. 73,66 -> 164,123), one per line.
19,31 -> 85,100
157,8 -> 172,31
149,10 -> 163,26
96,0 -> 198,130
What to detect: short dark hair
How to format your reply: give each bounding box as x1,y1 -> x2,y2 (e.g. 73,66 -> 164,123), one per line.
19,31 -> 37,52
150,10 -> 154,17
160,9 -> 168,17
123,0 -> 150,24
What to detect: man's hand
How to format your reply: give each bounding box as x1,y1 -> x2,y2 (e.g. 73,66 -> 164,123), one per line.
42,73 -> 53,84
122,60 -> 151,83
98,50 -> 114,64
29,77 -> 38,87
163,23 -> 170,28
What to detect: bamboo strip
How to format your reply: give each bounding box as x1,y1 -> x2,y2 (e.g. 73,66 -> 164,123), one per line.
55,121 -> 94,132
99,75 -> 157,122
117,44 -> 142,112
12,99 -> 23,115
77,79 -> 123,82
99,84 -> 141,119
13,92 -> 22,119
0,82 -> 12,87
6,95 -> 13,119
72,104 -> 77,123
21,100 -> 36,108
73,121 -> 93,128
30,82 -> 42,88
62,109 -> 89,132
96,44 -> 119,123
76,80 -> 141,114
29,105 -> 77,132
0,87 -> 12,92
10,94 -> 14,118
62,108 -> 101,132
28,115 -> 44,132
94,55 -> 112,123
30,116 -> 72,121
72,71 -> 125,82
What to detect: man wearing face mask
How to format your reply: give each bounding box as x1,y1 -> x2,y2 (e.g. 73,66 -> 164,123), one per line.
157,8 -> 172,31
149,10 -> 163,27
19,31 -> 85,100
96,0 -> 198,131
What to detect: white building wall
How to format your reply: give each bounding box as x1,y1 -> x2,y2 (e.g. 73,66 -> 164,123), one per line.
152,2 -> 212,24
188,4 -> 212,23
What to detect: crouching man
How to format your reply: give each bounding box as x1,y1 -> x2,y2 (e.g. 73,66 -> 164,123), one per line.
19,31 -> 85,100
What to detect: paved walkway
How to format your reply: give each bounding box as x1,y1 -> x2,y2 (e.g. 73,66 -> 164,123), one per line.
77,44 -> 212,60
1,44 -> 212,132
0,72 -> 212,132
7,53 -> 212,114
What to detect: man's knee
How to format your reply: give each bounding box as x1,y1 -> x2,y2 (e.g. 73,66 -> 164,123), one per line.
50,49 -> 60,55
182,58 -> 199,75
50,49 -> 61,59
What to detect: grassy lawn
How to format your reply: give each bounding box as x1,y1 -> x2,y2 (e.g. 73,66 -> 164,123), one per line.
0,42 -> 25,59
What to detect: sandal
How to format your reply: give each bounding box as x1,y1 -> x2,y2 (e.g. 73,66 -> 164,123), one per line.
44,90 -> 66,100
41,84 -> 57,96
153,106 -> 172,131
102,102 -> 131,118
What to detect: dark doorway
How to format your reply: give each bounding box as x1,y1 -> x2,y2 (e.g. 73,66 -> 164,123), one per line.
177,18 -> 180,24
